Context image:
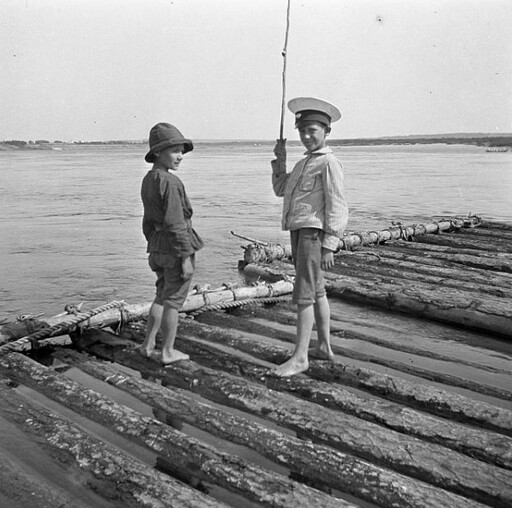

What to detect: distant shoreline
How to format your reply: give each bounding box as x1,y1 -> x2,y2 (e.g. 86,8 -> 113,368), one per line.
1,134 -> 511,150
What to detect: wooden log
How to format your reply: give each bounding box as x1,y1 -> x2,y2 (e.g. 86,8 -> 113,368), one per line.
379,241 -> 512,273
243,262 -> 512,339
0,378 -> 226,508
0,281 -> 293,346
167,322 -> 512,469
182,280 -> 293,312
53,348 -> 488,508
82,344 -> 512,507
416,232 -> 512,253
480,220 -> 512,231
327,276 -> 512,338
0,302 -> 150,345
241,216 -> 482,262
329,253 -> 512,298
346,247 -> 512,284
451,224 -> 512,242
338,216 -> 481,250
333,250 -> 512,292
246,302 -> 511,377
179,314 -> 512,436
193,302 -> 512,404
0,352 -> 345,508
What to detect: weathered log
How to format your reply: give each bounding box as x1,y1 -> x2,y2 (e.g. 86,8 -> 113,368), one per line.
249,301 -> 511,377
451,224 -> 512,242
416,231 -> 512,253
346,248 -> 512,285
331,257 -> 512,299
328,276 -> 512,338
82,343 -> 512,507
53,347 -> 488,508
164,321 -> 512,469
338,216 -> 481,250
241,242 -> 293,264
194,295 -> 512,401
480,220 -> 512,231
0,352 -> 346,508
180,313 -> 512,436
332,250 -> 512,295
243,262 -> 512,339
0,282 -> 293,346
0,378 -> 226,508
241,216 -> 482,262
0,302 -> 150,345
379,241 -> 512,273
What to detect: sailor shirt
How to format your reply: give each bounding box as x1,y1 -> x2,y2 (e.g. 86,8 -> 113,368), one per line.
272,147 -> 348,251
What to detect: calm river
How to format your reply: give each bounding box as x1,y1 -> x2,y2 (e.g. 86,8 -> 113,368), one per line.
1,142 -> 511,319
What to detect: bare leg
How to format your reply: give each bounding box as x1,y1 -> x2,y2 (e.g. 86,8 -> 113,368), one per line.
139,300 -> 163,357
161,303 -> 189,364
309,295 -> 334,360
271,303 -> 314,377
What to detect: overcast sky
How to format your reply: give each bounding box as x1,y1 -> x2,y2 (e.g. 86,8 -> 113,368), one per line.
2,0 -> 511,141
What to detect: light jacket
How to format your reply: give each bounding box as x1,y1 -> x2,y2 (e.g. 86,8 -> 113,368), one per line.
272,147 -> 348,251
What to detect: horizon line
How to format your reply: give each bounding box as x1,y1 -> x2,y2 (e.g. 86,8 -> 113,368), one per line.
2,132 -> 511,144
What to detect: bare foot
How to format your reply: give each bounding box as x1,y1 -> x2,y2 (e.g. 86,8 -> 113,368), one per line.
269,357 -> 309,377
308,345 -> 334,361
137,344 -> 154,358
161,349 -> 190,365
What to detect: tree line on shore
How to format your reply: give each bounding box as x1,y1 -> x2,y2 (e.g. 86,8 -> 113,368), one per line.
1,135 -> 511,149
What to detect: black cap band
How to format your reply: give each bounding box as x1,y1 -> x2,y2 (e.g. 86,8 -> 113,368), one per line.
294,110 -> 331,127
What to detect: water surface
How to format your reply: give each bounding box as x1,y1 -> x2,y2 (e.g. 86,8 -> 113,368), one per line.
1,142 -> 510,318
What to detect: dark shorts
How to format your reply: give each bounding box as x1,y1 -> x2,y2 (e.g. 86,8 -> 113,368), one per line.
148,252 -> 195,309
290,228 -> 326,305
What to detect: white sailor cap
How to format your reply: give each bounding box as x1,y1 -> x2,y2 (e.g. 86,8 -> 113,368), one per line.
288,97 -> 341,127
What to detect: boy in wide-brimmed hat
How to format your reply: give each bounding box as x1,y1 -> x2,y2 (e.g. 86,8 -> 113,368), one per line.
139,122 -> 204,365
271,97 -> 349,377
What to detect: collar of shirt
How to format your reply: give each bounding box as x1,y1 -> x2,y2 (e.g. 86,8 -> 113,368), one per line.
303,146 -> 333,156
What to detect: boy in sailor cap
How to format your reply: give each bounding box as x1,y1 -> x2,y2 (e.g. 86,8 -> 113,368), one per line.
271,97 -> 348,377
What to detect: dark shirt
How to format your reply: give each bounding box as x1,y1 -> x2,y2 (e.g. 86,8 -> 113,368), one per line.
141,168 -> 204,257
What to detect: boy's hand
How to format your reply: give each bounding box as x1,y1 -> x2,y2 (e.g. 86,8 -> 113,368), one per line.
321,248 -> 334,271
181,256 -> 194,280
273,139 -> 287,164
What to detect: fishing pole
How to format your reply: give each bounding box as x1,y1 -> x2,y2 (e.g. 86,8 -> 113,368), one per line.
279,0 -> 291,142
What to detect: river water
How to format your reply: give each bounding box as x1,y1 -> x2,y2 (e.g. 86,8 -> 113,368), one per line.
1,142 -> 511,320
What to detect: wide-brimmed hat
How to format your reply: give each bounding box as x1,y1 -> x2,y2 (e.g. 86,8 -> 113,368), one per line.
145,122 -> 194,163
288,97 -> 341,127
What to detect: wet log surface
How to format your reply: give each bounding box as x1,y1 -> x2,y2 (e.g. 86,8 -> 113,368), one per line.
243,250 -> 512,337
0,378 -> 227,508
73,341 -> 511,508
377,241 -> 512,273
414,230 -> 512,253
204,294 -> 512,403
1,219 -> 511,508
168,318 -> 512,466
0,352 -> 348,508
51,347 -> 489,508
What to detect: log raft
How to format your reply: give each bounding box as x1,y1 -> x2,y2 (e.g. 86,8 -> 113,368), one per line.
0,217 -> 511,507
